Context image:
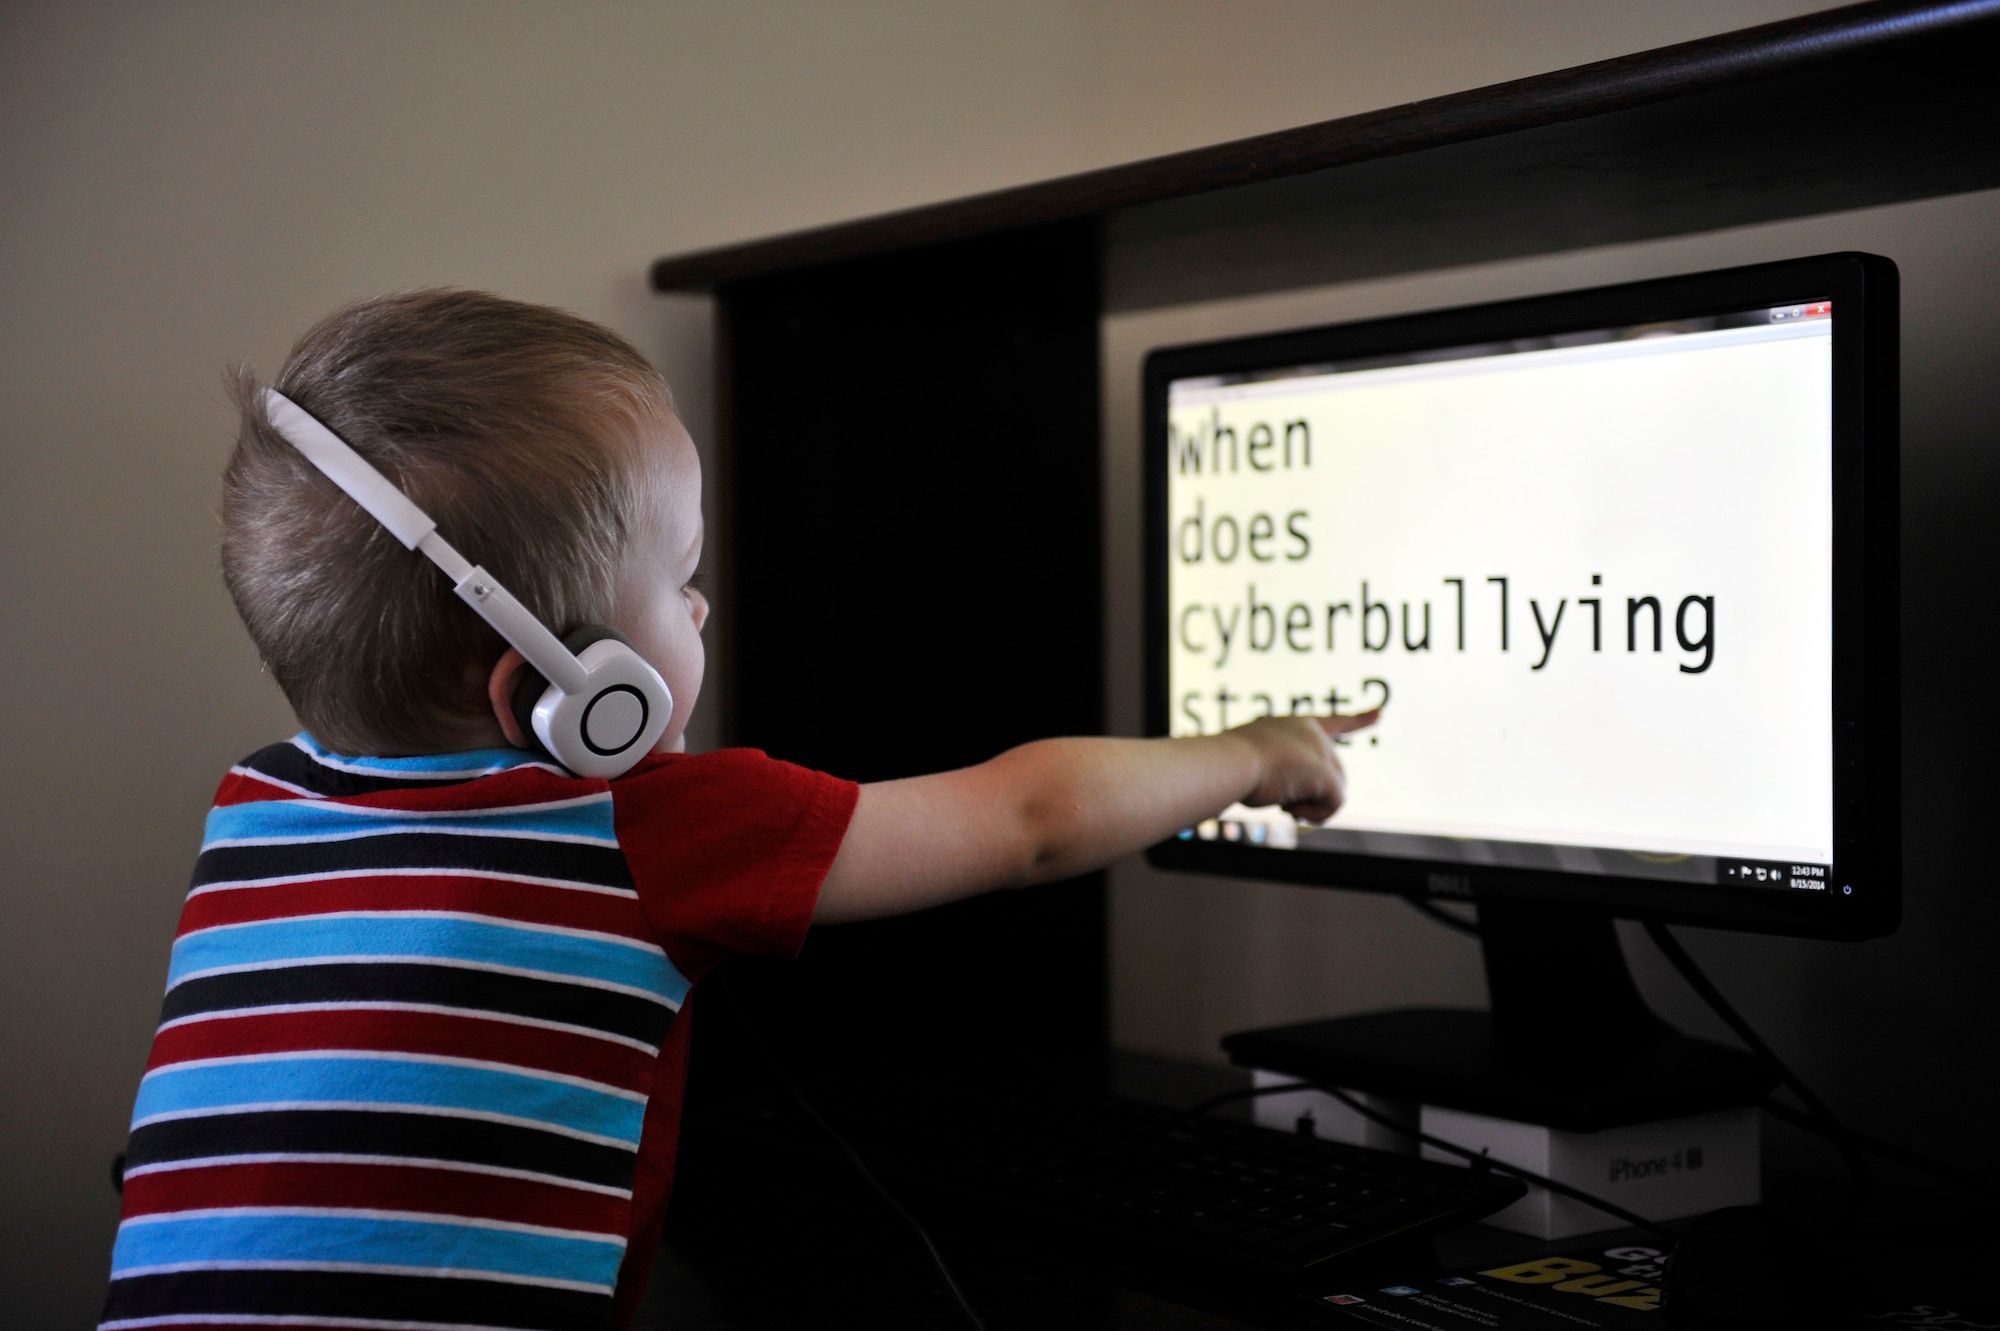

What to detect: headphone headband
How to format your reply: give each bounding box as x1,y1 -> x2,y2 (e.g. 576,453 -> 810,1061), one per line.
262,391 -> 438,550
260,389 -> 589,696
260,386 -> 672,775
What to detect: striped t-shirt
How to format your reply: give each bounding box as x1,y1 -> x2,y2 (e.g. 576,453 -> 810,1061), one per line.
103,735 -> 857,1330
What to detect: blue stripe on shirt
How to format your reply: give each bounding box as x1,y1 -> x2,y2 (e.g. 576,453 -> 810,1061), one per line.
133,1053 -> 646,1143
111,1209 -> 624,1290
167,914 -> 685,1002
294,734 -> 551,779
203,796 -> 618,849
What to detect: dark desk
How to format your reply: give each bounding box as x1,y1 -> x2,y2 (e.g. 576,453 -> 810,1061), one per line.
635,1049 -> 2000,1327
631,1053 -> 1669,1329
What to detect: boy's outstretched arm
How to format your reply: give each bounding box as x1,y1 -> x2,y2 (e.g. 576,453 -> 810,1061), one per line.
813,712 -> 1378,924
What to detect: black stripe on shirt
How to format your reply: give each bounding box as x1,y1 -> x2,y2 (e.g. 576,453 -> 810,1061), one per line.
123,1107 -> 638,1192
103,1266 -> 609,1328
237,741 -> 556,798
160,962 -> 675,1050
190,831 -> 638,894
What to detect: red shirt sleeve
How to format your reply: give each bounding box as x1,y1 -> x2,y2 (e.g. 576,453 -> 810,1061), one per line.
611,748 -> 858,978
608,750 -> 853,1327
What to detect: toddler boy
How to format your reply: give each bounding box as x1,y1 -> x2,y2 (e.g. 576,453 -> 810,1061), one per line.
102,289 -> 1373,1328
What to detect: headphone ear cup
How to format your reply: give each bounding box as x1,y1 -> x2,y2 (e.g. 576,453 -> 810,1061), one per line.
508,627 -> 653,762
509,656 -> 553,758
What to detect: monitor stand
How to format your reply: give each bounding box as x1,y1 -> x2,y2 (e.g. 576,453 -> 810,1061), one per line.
1221,901 -> 1774,1131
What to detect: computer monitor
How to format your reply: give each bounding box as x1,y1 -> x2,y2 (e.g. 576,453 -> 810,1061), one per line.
1144,254 -> 1899,1122
1145,253 -> 1899,943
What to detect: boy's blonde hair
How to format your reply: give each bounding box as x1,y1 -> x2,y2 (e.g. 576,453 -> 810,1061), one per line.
223,289 -> 672,756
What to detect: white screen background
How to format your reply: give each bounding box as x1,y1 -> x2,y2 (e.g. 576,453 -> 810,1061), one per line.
1165,319 -> 1834,864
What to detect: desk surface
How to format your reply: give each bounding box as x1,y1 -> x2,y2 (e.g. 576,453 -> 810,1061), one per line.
632,1053 -> 1654,1328
631,1051 -> 1998,1328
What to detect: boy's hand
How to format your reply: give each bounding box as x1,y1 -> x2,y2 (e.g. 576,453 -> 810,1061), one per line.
1234,710 -> 1380,824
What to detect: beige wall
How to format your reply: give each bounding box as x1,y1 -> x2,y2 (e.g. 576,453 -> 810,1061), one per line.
0,2 -> 1846,1321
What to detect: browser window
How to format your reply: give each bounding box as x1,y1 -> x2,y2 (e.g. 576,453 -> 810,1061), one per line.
1164,304 -> 1835,889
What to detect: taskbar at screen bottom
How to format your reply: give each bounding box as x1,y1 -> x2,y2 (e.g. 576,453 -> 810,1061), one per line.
1178,817 -> 1833,893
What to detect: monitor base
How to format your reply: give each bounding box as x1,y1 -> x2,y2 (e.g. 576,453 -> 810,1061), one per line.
1222,900 -> 1776,1131
1224,1008 -> 1771,1132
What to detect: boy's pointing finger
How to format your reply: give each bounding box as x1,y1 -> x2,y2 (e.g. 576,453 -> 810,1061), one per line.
1317,708 -> 1381,737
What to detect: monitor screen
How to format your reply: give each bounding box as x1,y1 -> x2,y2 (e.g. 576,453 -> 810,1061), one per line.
1143,255 -> 1898,937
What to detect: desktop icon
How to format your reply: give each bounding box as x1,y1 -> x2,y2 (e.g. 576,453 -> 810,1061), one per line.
1381,1286 -> 1421,1296
1323,1295 -> 1366,1306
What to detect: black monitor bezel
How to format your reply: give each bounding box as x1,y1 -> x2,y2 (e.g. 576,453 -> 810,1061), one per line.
1142,253 -> 1899,940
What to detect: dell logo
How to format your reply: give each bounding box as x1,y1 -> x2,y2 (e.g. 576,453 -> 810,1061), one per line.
1427,872 -> 1472,899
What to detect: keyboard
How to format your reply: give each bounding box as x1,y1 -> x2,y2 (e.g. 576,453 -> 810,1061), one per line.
837,1084 -> 1527,1272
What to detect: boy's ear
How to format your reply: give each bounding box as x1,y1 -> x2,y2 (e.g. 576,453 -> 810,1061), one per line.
487,649 -> 533,749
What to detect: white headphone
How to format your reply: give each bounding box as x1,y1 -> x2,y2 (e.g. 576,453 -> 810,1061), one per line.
261,389 -> 673,778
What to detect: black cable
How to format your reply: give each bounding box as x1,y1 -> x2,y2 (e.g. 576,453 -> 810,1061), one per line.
1405,896 -> 1481,939
1640,922 -> 1839,1131
1641,920 -> 1878,1200
713,972 -> 988,1331
1189,1080 -> 1676,1241
1401,906 -> 1993,1211
1762,1095 -> 2000,1206
1644,921 -> 2000,1208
